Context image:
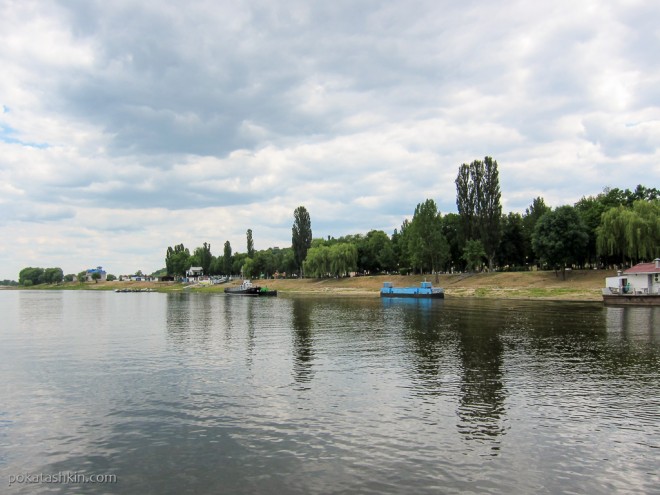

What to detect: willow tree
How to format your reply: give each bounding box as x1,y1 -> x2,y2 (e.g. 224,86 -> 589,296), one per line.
329,243 -> 358,277
597,200 -> 660,264
632,199 -> 660,259
303,245 -> 330,278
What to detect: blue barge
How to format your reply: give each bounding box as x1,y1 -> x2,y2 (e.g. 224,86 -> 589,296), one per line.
380,281 -> 445,299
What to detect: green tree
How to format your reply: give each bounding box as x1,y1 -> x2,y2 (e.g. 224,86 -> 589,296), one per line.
77,271 -> 87,283
292,206 -> 312,277
523,197 -> 551,264
210,256 -> 222,276
330,243 -> 358,277
18,267 -> 45,286
441,213 -> 463,272
303,245 -> 330,277
194,242 -> 212,275
455,157 -> 502,269
253,249 -> 277,278
574,195 -> 608,266
246,229 -> 255,258
242,257 -> 255,279
233,252 -> 248,276
278,248 -> 297,276
362,230 -> 395,273
532,205 -> 588,279
397,219 -> 413,273
600,185 -> 659,208
455,163 -> 477,240
106,274 -> 117,281
497,213 -> 525,268
165,244 -> 191,277
303,243 -> 357,278
223,241 -> 233,275
91,272 -> 101,283
43,267 -> 64,284
407,199 -> 450,276
478,156 -> 502,270
390,228 -> 404,273
462,240 -> 486,272
597,199 -> 660,264
629,199 -> 660,260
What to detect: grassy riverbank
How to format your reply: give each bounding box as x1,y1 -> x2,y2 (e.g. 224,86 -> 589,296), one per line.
257,270 -> 612,301
19,269 -> 615,301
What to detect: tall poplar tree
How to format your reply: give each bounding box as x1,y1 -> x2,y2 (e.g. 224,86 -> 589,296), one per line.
455,156 -> 502,270
455,163 -> 476,240
194,242 -> 212,275
223,241 -> 233,276
292,206 -> 312,277
479,156 -> 502,270
246,229 -> 255,258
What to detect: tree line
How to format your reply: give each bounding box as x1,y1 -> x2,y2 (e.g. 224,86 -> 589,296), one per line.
163,157 -> 659,280
164,206 -> 311,279
18,267 -> 65,286
16,267 -> 120,286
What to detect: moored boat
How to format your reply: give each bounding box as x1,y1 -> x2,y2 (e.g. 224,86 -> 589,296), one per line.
380,281 -> 444,299
224,280 -> 277,297
602,259 -> 660,306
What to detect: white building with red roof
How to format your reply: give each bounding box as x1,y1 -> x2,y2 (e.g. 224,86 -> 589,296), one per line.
605,259 -> 660,296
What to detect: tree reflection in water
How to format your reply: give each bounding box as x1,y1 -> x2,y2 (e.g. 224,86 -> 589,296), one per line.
292,298 -> 315,385
393,298 -> 507,453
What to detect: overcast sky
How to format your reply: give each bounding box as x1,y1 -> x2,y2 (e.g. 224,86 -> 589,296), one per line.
1,0 -> 659,279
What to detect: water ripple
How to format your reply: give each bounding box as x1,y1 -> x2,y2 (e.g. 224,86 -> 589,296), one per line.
1,293 -> 659,494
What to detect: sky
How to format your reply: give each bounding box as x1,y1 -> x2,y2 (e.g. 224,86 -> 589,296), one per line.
1,0 -> 659,279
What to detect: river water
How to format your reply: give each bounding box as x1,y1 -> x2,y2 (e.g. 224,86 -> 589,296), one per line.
0,290 -> 658,494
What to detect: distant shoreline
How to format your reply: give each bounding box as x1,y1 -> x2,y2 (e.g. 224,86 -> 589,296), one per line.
6,270 -> 615,302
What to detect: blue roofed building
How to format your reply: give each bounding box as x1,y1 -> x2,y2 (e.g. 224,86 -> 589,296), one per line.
86,266 -> 107,282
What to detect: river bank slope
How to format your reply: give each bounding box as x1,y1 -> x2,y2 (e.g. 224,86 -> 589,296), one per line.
24,269 -> 615,301
257,270 -> 613,300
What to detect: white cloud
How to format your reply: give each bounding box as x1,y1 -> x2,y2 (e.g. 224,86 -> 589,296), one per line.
0,0 -> 658,279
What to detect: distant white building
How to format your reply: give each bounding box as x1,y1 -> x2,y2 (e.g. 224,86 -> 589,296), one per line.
605,259 -> 660,295
186,267 -> 204,279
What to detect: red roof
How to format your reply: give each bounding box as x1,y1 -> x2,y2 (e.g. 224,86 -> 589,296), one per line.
624,261 -> 660,274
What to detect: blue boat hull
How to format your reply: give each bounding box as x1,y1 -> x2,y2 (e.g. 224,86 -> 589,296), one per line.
380,289 -> 444,299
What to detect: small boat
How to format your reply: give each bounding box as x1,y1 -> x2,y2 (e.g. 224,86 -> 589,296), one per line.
380,281 -> 444,299
224,280 -> 277,297
602,259 -> 660,306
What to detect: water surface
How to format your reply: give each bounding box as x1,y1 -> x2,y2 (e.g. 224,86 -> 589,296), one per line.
1,291 -> 658,494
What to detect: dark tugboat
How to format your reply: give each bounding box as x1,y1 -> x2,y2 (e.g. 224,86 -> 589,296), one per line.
224,280 -> 277,297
